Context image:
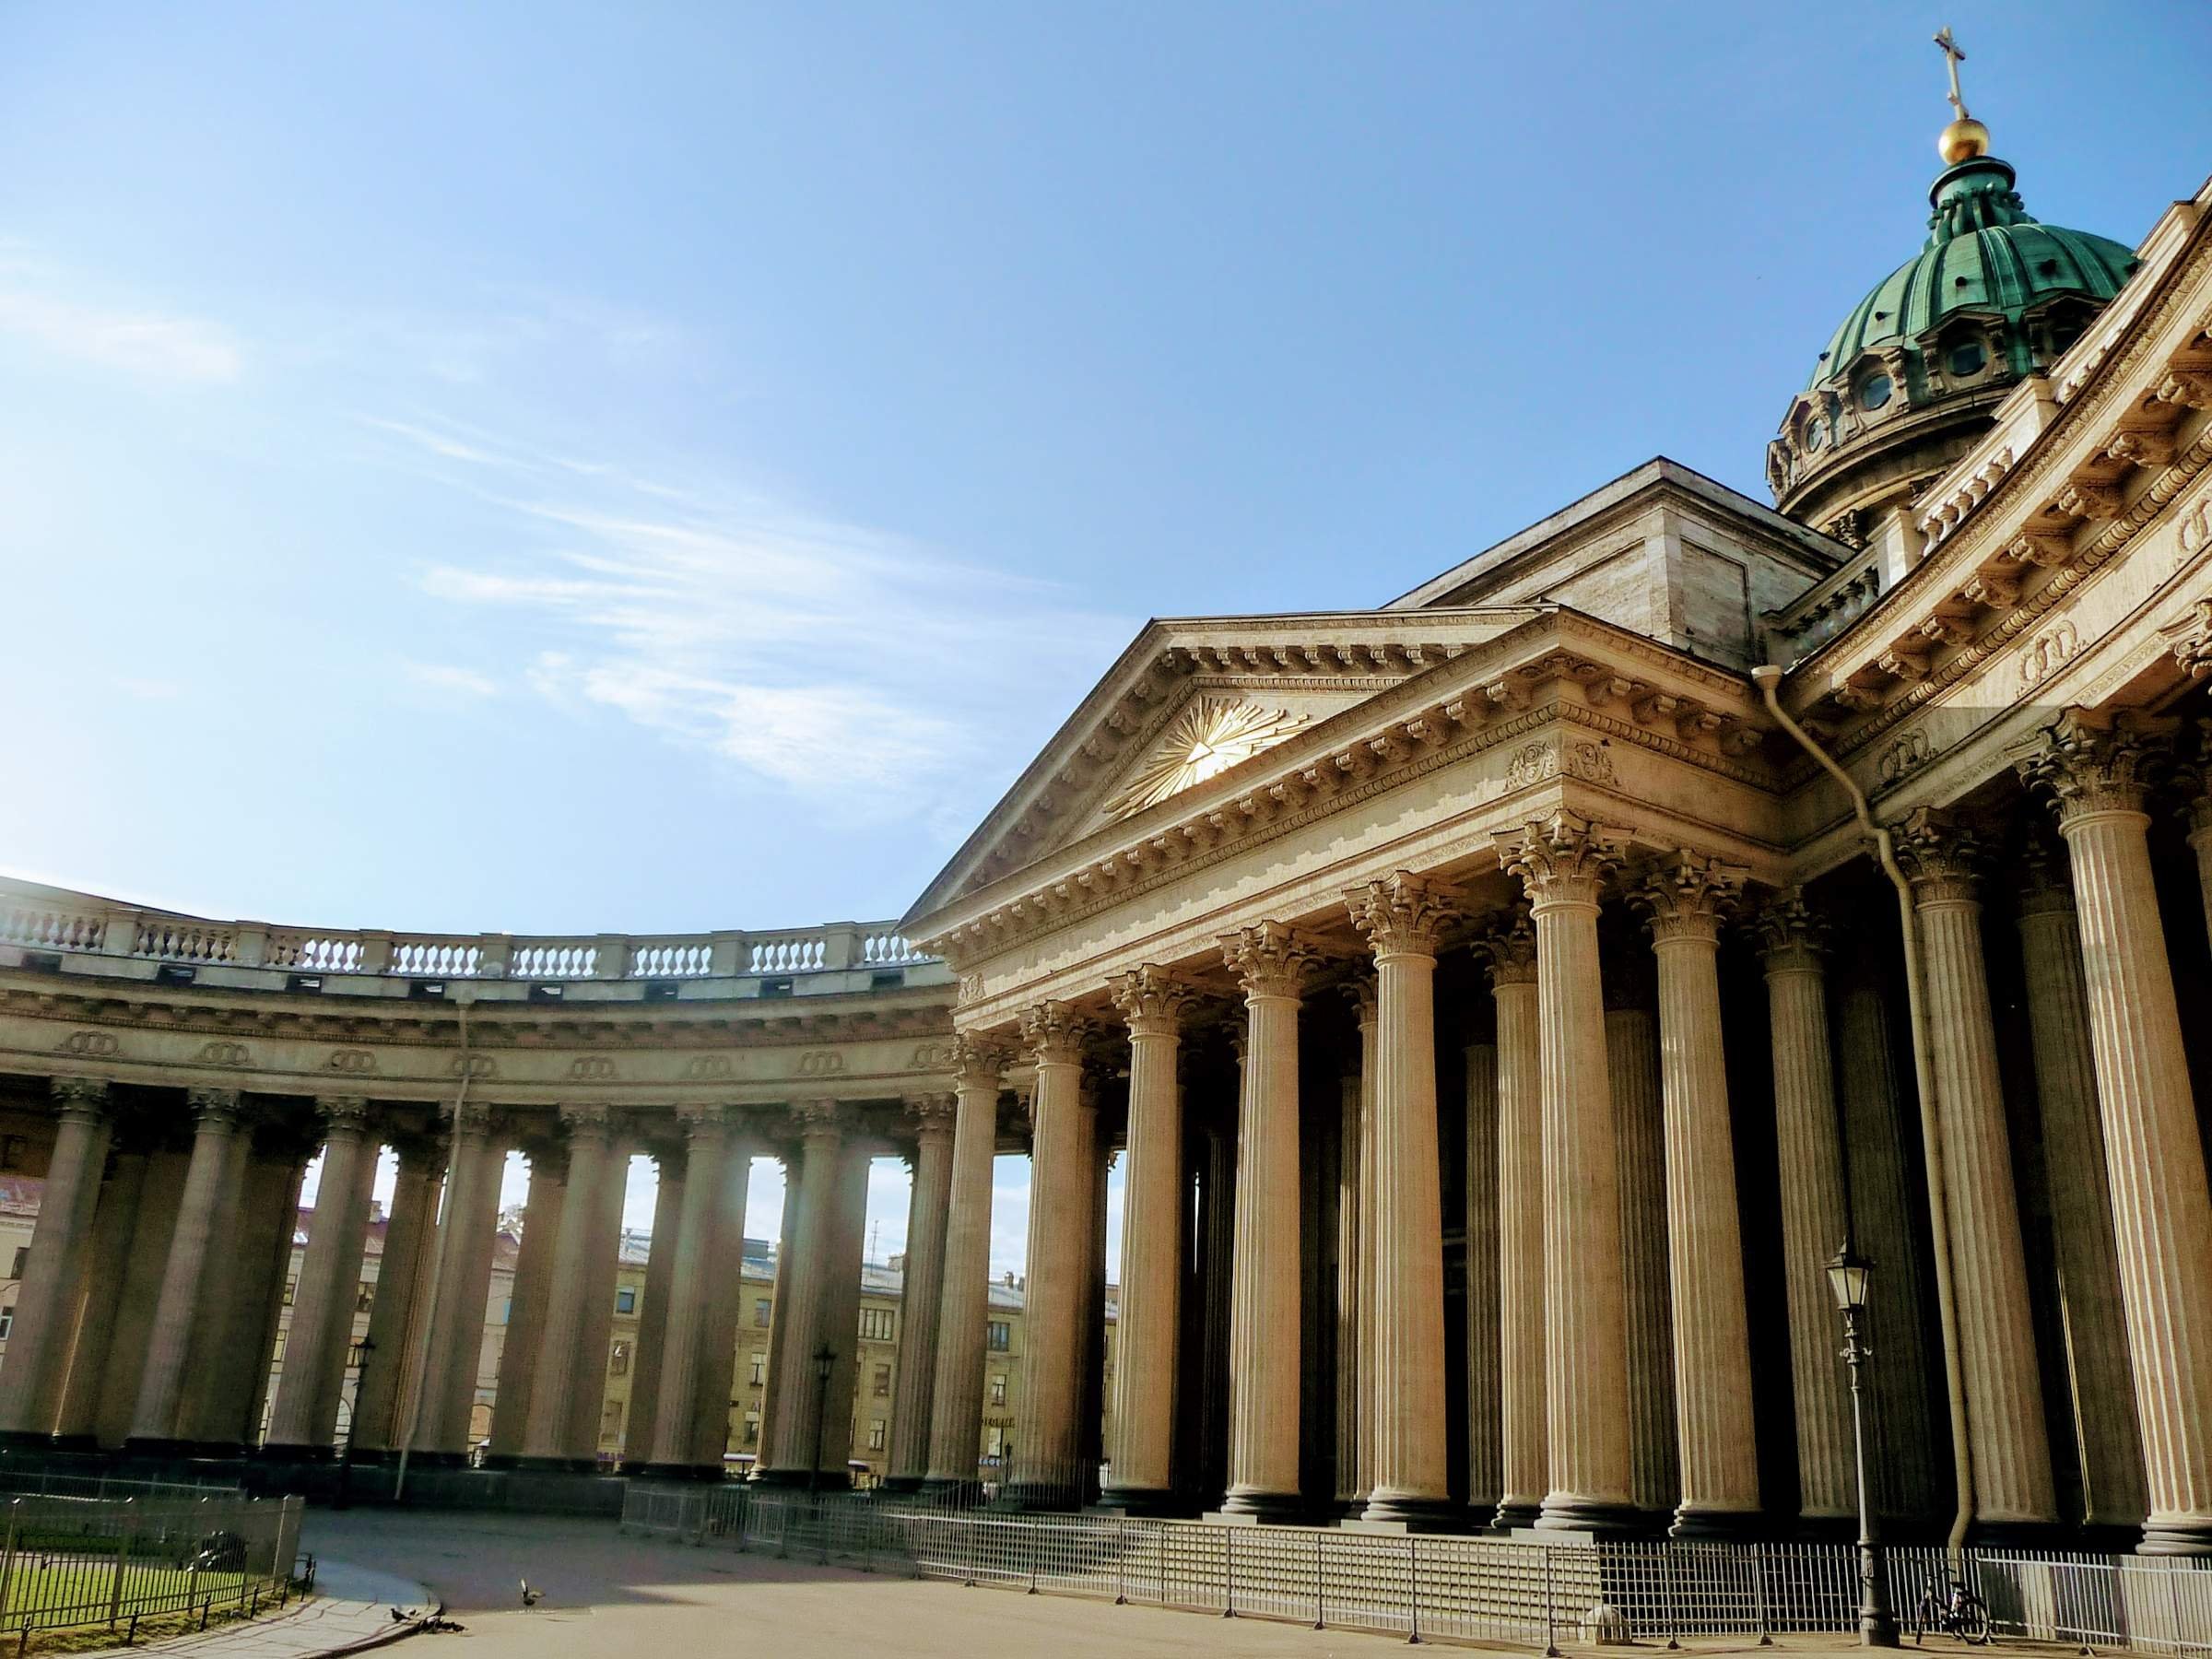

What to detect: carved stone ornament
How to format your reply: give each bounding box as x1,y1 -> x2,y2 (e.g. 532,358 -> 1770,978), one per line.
2159,598 -> 2212,680
949,1030 -> 1011,1090
1106,965 -> 1195,1036
1495,810 -> 1628,911
2013,707 -> 2175,826
1337,970 -> 1378,1024
186,1087 -> 244,1126
1633,851 -> 1748,945
1344,871 -> 1458,959
676,1102 -> 735,1141
902,1093 -> 959,1135
1103,697 -> 1311,820
1892,807 -> 1985,904
1221,921 -> 1320,999
50,1076 -> 111,1118
443,1098 -> 499,1138
1018,1001 -> 1094,1067
1478,903 -> 1539,987
2016,831 -> 2077,920
792,1098 -> 844,1140
1752,886 -> 1829,968
558,1101 -> 619,1139
316,1095 -> 374,1137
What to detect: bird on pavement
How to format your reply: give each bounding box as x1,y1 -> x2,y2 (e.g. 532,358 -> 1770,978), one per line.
520,1579 -> 543,1610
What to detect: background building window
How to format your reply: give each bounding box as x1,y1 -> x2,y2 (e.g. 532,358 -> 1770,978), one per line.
744,1415 -> 759,1445
873,1362 -> 892,1397
990,1374 -> 1006,1406
749,1353 -> 765,1386
609,1340 -> 630,1377
347,1341 -> 368,1368
754,1299 -> 771,1327
8,1248 -> 26,1278
616,1287 -> 637,1314
0,1308 -> 13,1341
355,1283 -> 374,1312
867,1418 -> 886,1451
986,1321 -> 1010,1352
858,1306 -> 893,1342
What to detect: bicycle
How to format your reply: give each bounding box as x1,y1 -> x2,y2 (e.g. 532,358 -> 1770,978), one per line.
1913,1570 -> 1992,1645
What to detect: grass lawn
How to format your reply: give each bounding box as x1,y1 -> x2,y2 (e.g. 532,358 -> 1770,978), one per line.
0,1559 -> 254,1626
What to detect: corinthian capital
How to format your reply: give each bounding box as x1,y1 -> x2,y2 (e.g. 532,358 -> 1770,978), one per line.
903,1092 -> 958,1138
316,1095 -> 374,1138
1344,871 -> 1458,958
950,1030 -> 1011,1090
558,1101 -> 619,1142
1018,1001 -> 1095,1066
49,1077 -> 111,1120
1107,966 -> 1195,1036
1893,807 -> 1986,904
676,1102 -> 736,1143
186,1087 -> 244,1127
1495,811 -> 1627,911
791,1098 -> 844,1143
1633,851 -> 1747,946
1477,905 -> 1538,988
1220,921 -> 1318,1000
2013,707 -> 2174,826
1751,886 -> 1829,970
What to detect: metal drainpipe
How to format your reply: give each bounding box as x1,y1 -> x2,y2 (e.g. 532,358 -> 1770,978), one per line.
394,988 -> 475,1502
1750,664 -> 1975,1560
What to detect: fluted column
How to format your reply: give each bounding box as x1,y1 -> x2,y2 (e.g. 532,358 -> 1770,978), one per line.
688,1124 -> 755,1468
886,1094 -> 958,1489
619,1147 -> 684,1467
349,1136 -> 441,1458
1338,977 -> 1378,1512
126,1088 -> 246,1451
1756,890 -> 1856,1524
53,1145 -> 145,1450
757,1148 -> 803,1472
1347,875 -> 1456,1527
1638,852 -> 1760,1537
1464,1039 -> 1503,1519
762,1100 -> 847,1483
412,1101 -> 505,1461
522,1107 -> 618,1466
265,1098 -> 380,1455
1499,812 -> 1637,1533
1895,808 -> 2058,1528
1217,924 -> 1314,1520
1011,1004 -> 1098,1507
0,1079 -> 112,1441
1486,912 -> 1546,1530
925,1036 -> 1006,1494
1603,937 -> 1677,1526
2008,842 -> 2149,1526
1100,969 -> 1192,1512
485,1145 -> 567,1465
2020,712 -> 2212,1553
645,1108 -> 728,1473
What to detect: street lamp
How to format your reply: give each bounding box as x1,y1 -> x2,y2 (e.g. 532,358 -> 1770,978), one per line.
334,1335 -> 375,1512
1828,1245 -> 1900,1649
807,1346 -> 836,1498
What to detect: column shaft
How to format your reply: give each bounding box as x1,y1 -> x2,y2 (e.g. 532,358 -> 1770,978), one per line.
1464,1041 -> 1503,1517
925,1040 -> 1003,1492
622,1149 -> 684,1467
888,1098 -> 957,1488
265,1101 -> 378,1454
1012,1005 -> 1095,1506
412,1109 -> 504,1461
350,1144 -> 441,1458
54,1148 -> 145,1449
762,1105 -> 848,1482
487,1151 -> 566,1463
524,1111 -> 619,1465
1609,1004 -> 1678,1521
127,1090 -> 245,1449
1333,1065 -> 1363,1511
0,1081 -> 112,1439
688,1134 -> 754,1468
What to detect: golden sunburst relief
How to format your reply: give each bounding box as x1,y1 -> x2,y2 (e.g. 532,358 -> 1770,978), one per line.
1102,697 -> 1311,819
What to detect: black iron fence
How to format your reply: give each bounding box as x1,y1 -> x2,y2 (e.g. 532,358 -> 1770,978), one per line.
0,1492 -> 306,1638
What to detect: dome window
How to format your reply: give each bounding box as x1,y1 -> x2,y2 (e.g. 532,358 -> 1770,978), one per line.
1858,374 -> 1894,411
1805,421 -> 1824,453
1948,341 -> 1986,377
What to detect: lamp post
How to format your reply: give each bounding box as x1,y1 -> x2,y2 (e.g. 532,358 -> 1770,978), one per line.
807,1345 -> 836,1497
1828,1245 -> 1899,1648
334,1336 -> 374,1512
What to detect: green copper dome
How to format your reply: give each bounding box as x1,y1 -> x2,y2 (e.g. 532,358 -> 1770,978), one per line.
1806,155 -> 2136,390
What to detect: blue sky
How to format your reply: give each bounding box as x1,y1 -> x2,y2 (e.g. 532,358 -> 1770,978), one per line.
5,3 -> 2206,1263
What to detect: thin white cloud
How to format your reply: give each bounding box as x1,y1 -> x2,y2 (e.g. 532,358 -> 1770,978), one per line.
0,289 -> 241,383
401,661 -> 500,698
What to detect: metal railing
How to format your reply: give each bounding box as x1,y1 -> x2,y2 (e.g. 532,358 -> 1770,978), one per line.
0,1470 -> 242,1505
0,877 -> 937,984
0,1492 -> 305,1639
621,1485 -> 2212,1656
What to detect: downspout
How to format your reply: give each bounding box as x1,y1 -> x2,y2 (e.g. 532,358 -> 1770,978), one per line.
1751,664 -> 1975,1559
394,988 -> 474,1502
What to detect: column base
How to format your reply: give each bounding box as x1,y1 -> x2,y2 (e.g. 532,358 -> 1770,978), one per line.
2136,1517 -> 2212,1558
119,1438 -> 197,1460
1353,1493 -> 1465,1532
1669,1504 -> 1763,1541
1535,1495 -> 1643,1535
1098,1483 -> 1187,1518
1492,1499 -> 1543,1531
877,1475 -> 924,1495
475,1453 -> 528,1471
46,1434 -> 101,1454
1215,1488 -> 1302,1524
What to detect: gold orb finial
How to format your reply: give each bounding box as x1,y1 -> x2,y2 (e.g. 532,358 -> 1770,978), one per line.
1939,116 -> 1990,163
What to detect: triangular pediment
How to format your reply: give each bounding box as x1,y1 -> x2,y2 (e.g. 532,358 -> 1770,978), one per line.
906,607 -> 1545,924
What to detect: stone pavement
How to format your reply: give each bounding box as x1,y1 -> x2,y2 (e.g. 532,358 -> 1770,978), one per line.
110,1559 -> 435,1658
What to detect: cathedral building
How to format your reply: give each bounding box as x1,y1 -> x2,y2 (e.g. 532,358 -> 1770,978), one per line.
1,84 -> 2209,1559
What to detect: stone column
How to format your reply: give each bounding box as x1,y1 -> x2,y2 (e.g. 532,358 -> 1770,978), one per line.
1095,969 -> 1189,1512
53,1145 -> 145,1450
126,1088 -> 246,1452
1198,1104 -> 1238,1503
1011,1004 -> 1097,1506
0,1078 -> 112,1441
1336,978 -> 1378,1513
1833,970 -> 1937,1522
1464,1039 -> 1503,1520
812,1137 -> 872,1483
217,1141 -> 309,1451
688,1125 -> 755,1468
1895,808 -> 2058,1527
485,1144 -> 567,1465
524,1106 -> 619,1467
1217,924 -> 1313,1521
1604,938 -> 1677,1527
1347,874 -> 1456,1527
1486,912 -> 1546,1530
925,1036 -> 1006,1495
757,1148 -> 804,1471
886,1094 -> 957,1489
412,1101 -> 505,1462
646,1107 -> 731,1472
1755,890 -> 1857,1524
1499,812 -> 1637,1533
2020,712 -> 2212,1553
2006,843 -> 2149,1526
563,1125 -> 629,1462
265,1098 -> 379,1455
350,1136 -> 443,1459
621,1147 -> 685,1467
762,1100 -> 847,1483
1638,852 -> 1761,1537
